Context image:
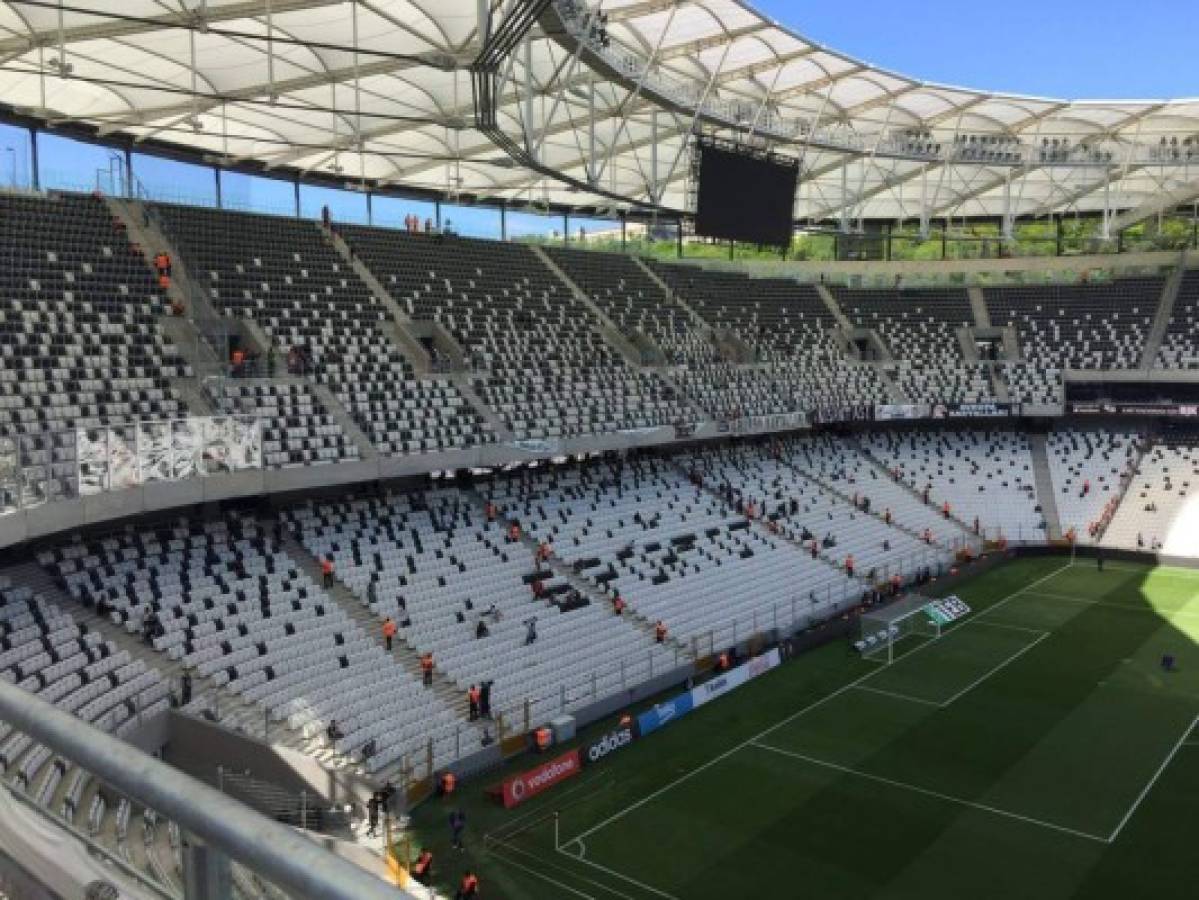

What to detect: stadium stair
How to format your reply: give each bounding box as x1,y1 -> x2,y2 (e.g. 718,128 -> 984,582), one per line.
530,244 -> 652,366
967,286 -> 992,327
275,528 -> 482,730
814,283 -> 854,331
1027,433 -> 1064,540
851,439 -> 979,536
988,366 -> 1012,402
463,487 -> 695,661
308,382 -> 379,461
679,461 -> 862,584
1142,257 -> 1186,369
8,560 -> 357,771
631,255 -> 719,339
1094,436 -> 1151,544
445,372 -> 514,442
782,461 -> 943,549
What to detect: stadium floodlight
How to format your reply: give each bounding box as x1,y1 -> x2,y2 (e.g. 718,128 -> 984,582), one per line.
856,595 -> 971,666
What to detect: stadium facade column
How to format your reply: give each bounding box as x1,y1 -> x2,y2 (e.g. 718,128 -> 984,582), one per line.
677,216 -> 683,258
366,191 -> 373,226
29,127 -> 38,190
941,221 -> 948,259
214,167 -> 222,208
885,221 -> 893,261
435,200 -> 441,229
620,212 -> 626,250
564,212 -> 570,244
500,201 -> 507,241
292,174 -> 300,217
123,148 -> 132,198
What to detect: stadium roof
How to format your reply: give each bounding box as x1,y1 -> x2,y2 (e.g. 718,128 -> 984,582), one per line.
2,0 -> 1198,226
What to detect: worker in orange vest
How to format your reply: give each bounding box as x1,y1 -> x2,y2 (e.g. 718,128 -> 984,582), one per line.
456,871 -> 480,899
420,652 -> 434,686
654,620 -> 667,644
439,771 -> 456,796
717,650 -> 730,672
153,251 -> 172,277
468,684 -> 481,721
942,500 -> 951,519
612,593 -> 625,616
382,617 -> 396,651
845,554 -> 855,578
320,556 -> 334,588
411,848 -> 433,884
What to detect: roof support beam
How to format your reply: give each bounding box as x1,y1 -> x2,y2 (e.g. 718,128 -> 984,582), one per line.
1107,173 -> 1199,232
0,0 -> 346,56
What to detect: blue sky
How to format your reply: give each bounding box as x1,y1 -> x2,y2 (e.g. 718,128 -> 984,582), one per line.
752,0 -> 1198,100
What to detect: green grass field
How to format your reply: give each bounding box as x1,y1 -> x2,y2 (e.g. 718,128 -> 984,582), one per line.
406,555 -> 1199,899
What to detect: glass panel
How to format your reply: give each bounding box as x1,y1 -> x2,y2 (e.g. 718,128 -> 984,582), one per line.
371,194 -> 436,231
300,183 -> 368,225
0,124 -> 33,190
505,209 -> 561,244
440,203 -> 500,239
132,152 -> 217,207
39,133 -> 123,194
220,171 -> 296,217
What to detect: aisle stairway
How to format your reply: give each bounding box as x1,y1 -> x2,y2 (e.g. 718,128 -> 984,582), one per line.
1027,433 -> 1064,540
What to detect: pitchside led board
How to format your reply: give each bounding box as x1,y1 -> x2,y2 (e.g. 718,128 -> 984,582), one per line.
694,139 -> 799,248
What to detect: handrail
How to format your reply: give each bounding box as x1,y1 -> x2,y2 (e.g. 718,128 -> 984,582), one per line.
0,678 -> 408,900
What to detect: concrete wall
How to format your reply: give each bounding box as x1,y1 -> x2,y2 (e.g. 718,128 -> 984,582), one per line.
164,712 -> 377,807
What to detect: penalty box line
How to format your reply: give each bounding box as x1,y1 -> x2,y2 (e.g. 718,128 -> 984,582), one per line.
564,563 -> 1076,849
749,741 -> 1110,844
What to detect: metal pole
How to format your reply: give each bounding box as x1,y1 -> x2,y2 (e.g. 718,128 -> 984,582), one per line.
0,679 -> 402,900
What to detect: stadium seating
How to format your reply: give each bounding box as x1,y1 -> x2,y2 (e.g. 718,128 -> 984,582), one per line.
859,429 -> 1045,541
545,246 -> 718,365
1101,441 -> 1199,556
686,440 -> 947,579
155,205 -> 487,456
985,278 -> 1160,396
283,489 -> 671,726
834,287 -> 996,404
1156,269 -> 1199,369
1046,428 -> 1142,542
206,379 -> 358,467
39,514 -> 466,773
485,457 -> 858,649
338,226 -> 690,439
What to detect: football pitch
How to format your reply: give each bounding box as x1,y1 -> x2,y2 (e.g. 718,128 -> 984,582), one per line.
408,555 -> 1199,899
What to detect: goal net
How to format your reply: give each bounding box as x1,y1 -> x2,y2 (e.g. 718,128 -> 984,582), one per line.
856,595 -> 943,665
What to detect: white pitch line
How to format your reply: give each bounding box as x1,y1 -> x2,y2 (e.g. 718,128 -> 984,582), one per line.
1108,712 -> 1199,843
1022,591 -> 1199,621
492,836 -> 637,900
852,684 -> 942,707
966,618 -> 1050,636
749,741 -> 1109,844
566,562 -> 1075,846
937,631 -> 1051,707
488,842 -> 601,900
558,848 -> 682,900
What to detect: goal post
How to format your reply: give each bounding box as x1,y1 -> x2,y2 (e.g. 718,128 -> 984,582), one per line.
858,604 -> 940,665
856,594 -> 972,665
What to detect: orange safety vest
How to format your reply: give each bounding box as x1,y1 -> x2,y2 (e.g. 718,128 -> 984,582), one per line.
535,727 -> 552,750
382,620 -> 396,638
421,655 -> 433,672
468,687 -> 480,704
231,349 -> 245,366
718,652 -> 730,671
846,555 -> 854,569
441,772 -> 456,794
412,852 -> 432,876
613,597 -> 625,613
461,874 -> 479,893
321,559 -> 333,575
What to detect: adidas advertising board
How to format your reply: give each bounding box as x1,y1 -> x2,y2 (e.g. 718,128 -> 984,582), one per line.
582,725 -> 635,766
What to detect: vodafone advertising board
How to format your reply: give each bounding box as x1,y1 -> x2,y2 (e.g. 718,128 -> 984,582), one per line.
500,750 -> 581,809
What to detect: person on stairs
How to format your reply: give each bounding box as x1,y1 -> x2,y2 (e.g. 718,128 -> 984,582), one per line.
655,620 -> 668,644
321,556 -> 335,588
421,652 -> 434,686
468,685 -> 481,721
382,617 -> 396,652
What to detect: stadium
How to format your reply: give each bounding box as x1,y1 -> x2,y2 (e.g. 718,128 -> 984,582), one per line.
0,0 -> 1196,897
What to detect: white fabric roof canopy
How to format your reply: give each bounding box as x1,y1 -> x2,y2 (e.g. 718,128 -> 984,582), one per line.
0,0 -> 1197,224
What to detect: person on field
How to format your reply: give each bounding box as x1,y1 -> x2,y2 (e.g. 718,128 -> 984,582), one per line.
456,870 -> 479,899
411,848 -> 433,885
468,684 -> 480,721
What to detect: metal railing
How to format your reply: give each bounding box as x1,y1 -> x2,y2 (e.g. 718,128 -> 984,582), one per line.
0,677 -> 407,900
